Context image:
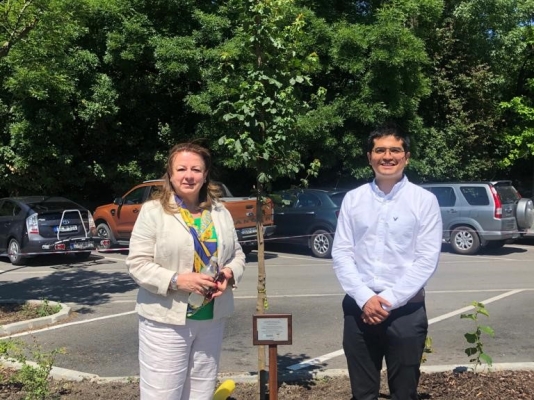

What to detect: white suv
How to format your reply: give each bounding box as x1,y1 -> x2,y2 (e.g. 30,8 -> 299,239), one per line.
420,181 -> 534,255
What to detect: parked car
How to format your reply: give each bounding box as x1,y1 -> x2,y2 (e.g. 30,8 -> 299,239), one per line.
92,180 -> 275,254
0,196 -> 102,265
269,188 -> 349,258
420,181 -> 534,255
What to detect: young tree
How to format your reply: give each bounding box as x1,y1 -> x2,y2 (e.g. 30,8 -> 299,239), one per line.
187,0 -> 323,396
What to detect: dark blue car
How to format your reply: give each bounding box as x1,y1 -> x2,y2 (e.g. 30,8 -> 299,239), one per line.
269,188 -> 349,258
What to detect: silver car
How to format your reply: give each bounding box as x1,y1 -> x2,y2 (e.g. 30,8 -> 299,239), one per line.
420,181 -> 534,255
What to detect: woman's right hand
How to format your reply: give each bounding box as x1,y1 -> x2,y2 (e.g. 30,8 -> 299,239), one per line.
176,272 -> 218,296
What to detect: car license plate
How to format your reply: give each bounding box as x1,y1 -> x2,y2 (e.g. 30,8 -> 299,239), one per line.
241,227 -> 257,235
71,241 -> 94,250
54,225 -> 77,233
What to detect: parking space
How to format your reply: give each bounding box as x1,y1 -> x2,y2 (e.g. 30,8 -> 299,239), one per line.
1,240 -> 533,377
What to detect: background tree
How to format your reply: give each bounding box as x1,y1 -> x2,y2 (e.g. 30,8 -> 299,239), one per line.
300,0 -> 442,184
1,0 -> 534,205
499,4 -> 534,196
414,0 -> 534,183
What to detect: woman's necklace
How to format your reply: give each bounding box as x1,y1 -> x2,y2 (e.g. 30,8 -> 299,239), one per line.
175,195 -> 201,214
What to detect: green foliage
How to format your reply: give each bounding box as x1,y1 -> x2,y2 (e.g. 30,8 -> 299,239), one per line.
0,0 -> 533,200
421,335 -> 433,364
460,301 -> 495,372
0,337 -> 65,399
208,1 -> 323,186
21,299 -> 62,319
499,17 -> 534,168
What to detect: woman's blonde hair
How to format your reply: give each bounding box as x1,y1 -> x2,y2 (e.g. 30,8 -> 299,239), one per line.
154,143 -> 222,214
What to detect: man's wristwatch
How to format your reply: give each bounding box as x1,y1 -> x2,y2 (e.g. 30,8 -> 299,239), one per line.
169,273 -> 178,291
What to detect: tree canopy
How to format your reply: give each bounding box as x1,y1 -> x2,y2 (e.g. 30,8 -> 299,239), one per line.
1,0 -> 534,203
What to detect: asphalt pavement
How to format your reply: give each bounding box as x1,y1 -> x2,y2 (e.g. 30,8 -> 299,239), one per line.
1,238 -> 534,382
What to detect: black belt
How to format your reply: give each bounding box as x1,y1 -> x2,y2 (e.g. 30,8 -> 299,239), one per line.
407,288 -> 425,303
373,288 -> 425,303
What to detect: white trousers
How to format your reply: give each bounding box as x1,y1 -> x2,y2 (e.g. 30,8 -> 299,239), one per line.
138,316 -> 226,400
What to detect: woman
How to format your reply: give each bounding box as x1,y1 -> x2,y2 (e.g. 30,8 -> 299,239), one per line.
126,143 -> 246,400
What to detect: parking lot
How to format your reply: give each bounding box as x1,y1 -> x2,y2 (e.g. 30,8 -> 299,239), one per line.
1,239 -> 534,378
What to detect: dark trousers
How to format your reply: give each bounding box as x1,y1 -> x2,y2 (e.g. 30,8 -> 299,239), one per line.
342,295 -> 428,400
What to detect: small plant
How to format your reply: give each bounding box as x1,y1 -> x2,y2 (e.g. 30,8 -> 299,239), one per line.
421,335 -> 433,364
1,336 -> 65,399
460,301 -> 494,371
22,299 -> 62,319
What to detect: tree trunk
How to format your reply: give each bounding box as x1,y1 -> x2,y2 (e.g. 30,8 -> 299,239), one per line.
255,179 -> 267,399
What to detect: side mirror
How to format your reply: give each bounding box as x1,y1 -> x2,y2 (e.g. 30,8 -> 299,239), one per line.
113,197 -> 124,206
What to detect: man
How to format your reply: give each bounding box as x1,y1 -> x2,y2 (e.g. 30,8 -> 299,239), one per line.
332,125 -> 442,400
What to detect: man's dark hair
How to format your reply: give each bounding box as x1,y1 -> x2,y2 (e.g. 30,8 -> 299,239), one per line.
367,124 -> 410,153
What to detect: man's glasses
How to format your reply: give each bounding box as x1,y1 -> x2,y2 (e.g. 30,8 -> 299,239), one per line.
372,147 -> 405,156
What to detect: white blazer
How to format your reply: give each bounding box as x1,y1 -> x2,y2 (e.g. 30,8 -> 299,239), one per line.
126,197 -> 246,325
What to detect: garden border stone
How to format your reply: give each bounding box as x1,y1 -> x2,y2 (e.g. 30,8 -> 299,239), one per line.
0,299 -> 71,337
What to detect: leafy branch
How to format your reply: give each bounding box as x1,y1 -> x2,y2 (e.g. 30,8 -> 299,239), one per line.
460,301 -> 495,372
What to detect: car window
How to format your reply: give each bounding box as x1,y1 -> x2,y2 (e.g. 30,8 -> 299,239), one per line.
296,193 -> 320,208
0,201 -> 21,217
460,187 -> 489,206
493,185 -> 520,204
329,192 -> 347,207
148,184 -> 163,200
123,187 -> 147,205
272,192 -> 297,207
426,187 -> 456,207
27,199 -> 81,211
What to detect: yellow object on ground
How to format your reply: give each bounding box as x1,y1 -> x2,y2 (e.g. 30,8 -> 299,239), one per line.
213,379 -> 236,400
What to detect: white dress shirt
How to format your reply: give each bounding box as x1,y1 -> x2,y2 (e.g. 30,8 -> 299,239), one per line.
332,176 -> 442,310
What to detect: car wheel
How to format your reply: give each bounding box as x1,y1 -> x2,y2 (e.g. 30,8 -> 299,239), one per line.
8,238 -> 26,265
74,251 -> 92,261
451,226 -> 480,255
96,223 -> 115,249
310,229 -> 333,258
516,198 -> 534,230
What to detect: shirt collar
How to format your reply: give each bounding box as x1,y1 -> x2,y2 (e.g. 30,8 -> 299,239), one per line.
370,175 -> 408,199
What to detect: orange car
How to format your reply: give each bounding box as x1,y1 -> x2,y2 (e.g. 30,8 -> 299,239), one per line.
93,180 -> 275,254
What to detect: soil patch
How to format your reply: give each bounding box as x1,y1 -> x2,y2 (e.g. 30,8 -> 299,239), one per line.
0,302 -> 62,325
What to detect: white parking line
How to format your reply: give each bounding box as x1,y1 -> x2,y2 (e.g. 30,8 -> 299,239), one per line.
439,257 -> 533,263
272,254 -> 326,261
428,289 -> 524,324
4,310 -> 137,339
1,269 -> 129,274
102,256 -> 128,262
286,289 -> 525,371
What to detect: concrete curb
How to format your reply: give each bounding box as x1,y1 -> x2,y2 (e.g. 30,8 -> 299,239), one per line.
0,299 -> 71,337
217,362 -> 534,384
2,361 -> 533,385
